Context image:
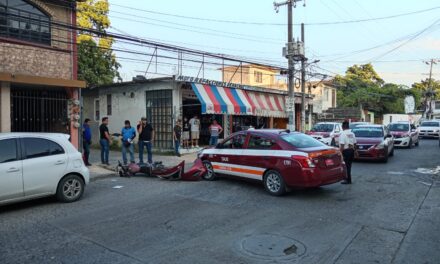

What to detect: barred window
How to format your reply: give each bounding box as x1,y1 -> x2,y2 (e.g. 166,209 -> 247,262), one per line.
146,90 -> 173,150
0,0 -> 51,45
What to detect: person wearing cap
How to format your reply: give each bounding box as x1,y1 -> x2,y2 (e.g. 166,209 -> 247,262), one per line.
137,117 -> 154,164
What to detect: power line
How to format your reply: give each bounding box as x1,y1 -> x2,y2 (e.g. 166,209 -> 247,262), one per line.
109,3 -> 440,26
368,18 -> 440,62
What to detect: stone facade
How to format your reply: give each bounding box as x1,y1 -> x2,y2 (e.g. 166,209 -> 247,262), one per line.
0,0 -> 74,80
0,43 -> 72,79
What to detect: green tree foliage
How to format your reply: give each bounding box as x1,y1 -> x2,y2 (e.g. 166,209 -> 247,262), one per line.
335,64 -> 419,114
77,0 -> 120,87
411,78 -> 440,98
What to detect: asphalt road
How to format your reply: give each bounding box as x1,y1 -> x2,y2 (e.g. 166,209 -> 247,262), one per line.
1,140 -> 439,264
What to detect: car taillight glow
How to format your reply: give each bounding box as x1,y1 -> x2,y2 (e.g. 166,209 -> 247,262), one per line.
292,155 -> 316,168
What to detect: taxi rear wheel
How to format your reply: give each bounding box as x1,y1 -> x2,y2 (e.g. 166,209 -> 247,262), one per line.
263,170 -> 286,196
202,161 -> 216,181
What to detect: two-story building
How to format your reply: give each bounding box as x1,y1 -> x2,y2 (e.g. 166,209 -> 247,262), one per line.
0,0 -> 85,148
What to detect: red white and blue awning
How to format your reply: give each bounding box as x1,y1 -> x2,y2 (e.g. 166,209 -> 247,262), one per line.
190,83 -> 253,115
246,91 -> 287,118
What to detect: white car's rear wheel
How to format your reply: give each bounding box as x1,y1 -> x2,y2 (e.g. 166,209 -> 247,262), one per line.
56,175 -> 85,203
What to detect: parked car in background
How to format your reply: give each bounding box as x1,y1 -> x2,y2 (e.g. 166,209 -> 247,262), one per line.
352,125 -> 394,162
388,122 -> 419,148
0,133 -> 89,206
199,129 -> 346,196
307,122 -> 342,146
349,122 -> 370,130
418,120 -> 440,138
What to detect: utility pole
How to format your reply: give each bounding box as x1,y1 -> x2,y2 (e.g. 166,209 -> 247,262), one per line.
423,59 -> 437,119
274,0 -> 304,131
300,23 -> 306,132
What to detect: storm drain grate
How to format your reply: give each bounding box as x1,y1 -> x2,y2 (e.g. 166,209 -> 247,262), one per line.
238,234 -> 306,261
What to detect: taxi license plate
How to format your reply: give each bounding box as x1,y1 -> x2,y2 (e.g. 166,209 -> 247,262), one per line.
325,159 -> 334,166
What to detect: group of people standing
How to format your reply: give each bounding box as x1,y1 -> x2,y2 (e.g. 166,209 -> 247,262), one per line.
173,115 -> 223,156
82,117 -> 154,166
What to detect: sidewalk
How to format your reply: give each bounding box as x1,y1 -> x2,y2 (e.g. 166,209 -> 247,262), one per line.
87,148 -> 198,180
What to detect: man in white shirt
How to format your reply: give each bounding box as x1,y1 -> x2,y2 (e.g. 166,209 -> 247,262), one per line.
189,115 -> 200,148
339,120 -> 358,184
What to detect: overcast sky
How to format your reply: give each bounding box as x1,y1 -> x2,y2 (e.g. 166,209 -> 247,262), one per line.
107,0 -> 440,86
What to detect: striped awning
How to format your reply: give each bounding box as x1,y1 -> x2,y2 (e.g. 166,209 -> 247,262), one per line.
190,83 -> 253,115
245,91 -> 287,118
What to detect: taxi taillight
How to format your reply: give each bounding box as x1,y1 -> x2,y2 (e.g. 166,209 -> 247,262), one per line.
292,155 -> 316,168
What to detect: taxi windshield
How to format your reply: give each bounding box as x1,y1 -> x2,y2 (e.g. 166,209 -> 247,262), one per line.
281,133 -> 324,148
311,124 -> 334,132
352,127 -> 384,138
421,122 -> 440,127
388,123 -> 409,132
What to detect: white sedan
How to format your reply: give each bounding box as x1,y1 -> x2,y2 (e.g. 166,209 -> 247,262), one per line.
0,133 -> 89,206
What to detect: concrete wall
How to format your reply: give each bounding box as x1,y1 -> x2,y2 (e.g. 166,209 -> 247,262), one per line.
311,84 -> 337,114
0,0 -> 74,80
0,82 -> 11,132
83,80 -> 178,145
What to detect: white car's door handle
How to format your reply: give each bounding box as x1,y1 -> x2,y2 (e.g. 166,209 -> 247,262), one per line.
55,160 -> 65,165
7,167 -> 20,173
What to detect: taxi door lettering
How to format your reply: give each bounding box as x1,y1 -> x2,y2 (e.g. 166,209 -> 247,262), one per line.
221,157 -> 229,162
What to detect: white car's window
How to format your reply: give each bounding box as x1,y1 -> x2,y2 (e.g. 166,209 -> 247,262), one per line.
311,124 -> 334,132
23,138 -> 65,159
389,123 -> 409,132
0,139 -> 18,163
421,122 -> 440,127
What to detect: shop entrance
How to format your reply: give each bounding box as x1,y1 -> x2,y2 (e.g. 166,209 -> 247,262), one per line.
181,83 -> 224,146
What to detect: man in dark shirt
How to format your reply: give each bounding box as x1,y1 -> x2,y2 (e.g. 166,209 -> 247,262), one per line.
99,117 -> 112,165
182,117 -> 190,149
137,117 -> 154,164
173,119 -> 182,157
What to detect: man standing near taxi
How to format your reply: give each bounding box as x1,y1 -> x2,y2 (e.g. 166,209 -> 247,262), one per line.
339,120 -> 357,184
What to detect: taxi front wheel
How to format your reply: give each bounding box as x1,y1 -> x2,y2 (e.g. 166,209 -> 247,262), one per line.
263,170 -> 286,196
202,161 -> 216,181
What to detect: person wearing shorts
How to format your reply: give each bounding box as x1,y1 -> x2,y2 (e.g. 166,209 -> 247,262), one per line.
189,115 -> 200,148
182,117 -> 190,149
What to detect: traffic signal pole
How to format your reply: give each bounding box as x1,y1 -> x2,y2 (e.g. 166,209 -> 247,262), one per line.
300,23 -> 306,132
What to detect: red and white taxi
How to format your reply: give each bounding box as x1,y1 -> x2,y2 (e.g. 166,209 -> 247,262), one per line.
352,125 -> 394,162
388,122 -> 419,148
199,129 -> 347,196
307,122 -> 342,146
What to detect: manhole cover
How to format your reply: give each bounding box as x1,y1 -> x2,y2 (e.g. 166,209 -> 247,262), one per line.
238,234 -> 306,261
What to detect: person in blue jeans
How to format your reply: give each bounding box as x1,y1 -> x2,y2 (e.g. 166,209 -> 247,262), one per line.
121,120 -> 136,165
82,118 -> 92,166
99,117 -> 112,165
209,119 -> 223,146
137,117 -> 155,164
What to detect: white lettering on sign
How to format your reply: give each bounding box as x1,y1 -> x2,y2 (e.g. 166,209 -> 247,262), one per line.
221,157 -> 229,162
284,160 -> 292,166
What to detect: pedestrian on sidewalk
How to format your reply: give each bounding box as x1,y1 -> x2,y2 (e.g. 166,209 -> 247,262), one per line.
137,117 -> 154,164
99,117 -> 112,165
189,115 -> 200,148
121,120 -> 136,165
182,117 -> 190,149
82,118 -> 92,166
209,119 -> 223,146
339,120 -> 358,184
173,119 -> 182,157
